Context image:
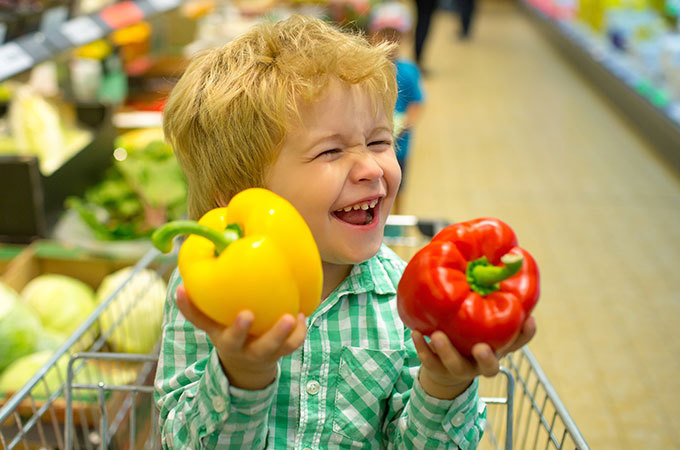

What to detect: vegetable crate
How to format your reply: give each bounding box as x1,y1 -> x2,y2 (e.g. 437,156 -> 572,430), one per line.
0,217 -> 590,449
0,248 -> 175,450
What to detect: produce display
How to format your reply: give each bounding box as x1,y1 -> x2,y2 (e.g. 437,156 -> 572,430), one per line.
0,84 -> 94,175
397,218 -> 540,356
153,188 -> 322,336
65,128 -> 187,241
0,266 -> 167,400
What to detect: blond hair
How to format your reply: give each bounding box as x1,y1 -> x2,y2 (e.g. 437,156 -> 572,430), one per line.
163,15 -> 398,219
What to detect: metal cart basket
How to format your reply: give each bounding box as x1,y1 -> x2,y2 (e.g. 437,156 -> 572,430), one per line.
0,216 -> 590,449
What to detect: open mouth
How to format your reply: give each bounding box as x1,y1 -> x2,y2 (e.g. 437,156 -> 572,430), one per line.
333,198 -> 380,226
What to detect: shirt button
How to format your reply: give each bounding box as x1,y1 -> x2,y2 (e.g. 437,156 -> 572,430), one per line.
212,396 -> 226,413
305,380 -> 321,395
452,412 -> 466,427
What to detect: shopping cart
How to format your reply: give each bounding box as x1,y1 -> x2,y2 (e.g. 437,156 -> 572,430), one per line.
0,216 -> 590,449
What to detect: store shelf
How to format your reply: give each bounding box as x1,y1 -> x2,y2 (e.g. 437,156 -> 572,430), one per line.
521,1 -> 680,169
0,0 -> 182,82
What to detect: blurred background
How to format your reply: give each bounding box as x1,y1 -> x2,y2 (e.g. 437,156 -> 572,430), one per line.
0,0 -> 679,448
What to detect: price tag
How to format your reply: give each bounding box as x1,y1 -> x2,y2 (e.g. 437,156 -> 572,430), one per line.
40,6 -> 69,34
147,0 -> 181,12
99,1 -> 145,29
60,16 -> 104,46
0,43 -> 35,81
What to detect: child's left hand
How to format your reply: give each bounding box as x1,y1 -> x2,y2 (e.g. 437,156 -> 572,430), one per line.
412,317 -> 537,399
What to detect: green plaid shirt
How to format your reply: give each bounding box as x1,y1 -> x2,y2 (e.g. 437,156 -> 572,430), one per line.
154,244 -> 486,449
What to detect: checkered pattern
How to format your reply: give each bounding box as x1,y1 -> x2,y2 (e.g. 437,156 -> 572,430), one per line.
154,245 -> 486,449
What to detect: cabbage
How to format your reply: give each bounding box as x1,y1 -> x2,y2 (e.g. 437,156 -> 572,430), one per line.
35,328 -> 68,352
0,282 -> 41,372
97,268 -> 166,354
22,275 -> 97,336
0,351 -> 65,399
0,350 -> 138,401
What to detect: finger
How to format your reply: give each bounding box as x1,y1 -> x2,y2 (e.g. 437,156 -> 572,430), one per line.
248,314 -> 297,357
412,331 -> 443,370
430,331 -> 473,377
175,285 -> 223,335
277,314 -> 308,356
505,316 -> 537,354
471,343 -> 500,377
217,310 -> 255,352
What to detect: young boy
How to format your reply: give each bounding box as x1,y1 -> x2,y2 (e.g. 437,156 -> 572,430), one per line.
155,15 -> 536,449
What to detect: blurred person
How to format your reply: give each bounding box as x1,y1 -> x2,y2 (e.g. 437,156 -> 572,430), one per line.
413,0 -> 437,70
369,2 -> 426,213
457,0 -> 476,39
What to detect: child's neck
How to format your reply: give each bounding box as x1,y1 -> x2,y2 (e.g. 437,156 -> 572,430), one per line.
321,262 -> 354,300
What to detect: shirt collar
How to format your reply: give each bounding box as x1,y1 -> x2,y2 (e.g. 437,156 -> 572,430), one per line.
308,245 -> 401,325
331,244 -> 399,298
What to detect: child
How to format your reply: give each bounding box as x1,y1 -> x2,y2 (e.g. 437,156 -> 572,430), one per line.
369,2 -> 425,212
155,15 -> 536,449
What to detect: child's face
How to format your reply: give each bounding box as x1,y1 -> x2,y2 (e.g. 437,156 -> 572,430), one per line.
266,79 -> 401,267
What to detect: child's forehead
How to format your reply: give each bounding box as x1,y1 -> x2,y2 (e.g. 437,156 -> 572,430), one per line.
292,79 -> 386,123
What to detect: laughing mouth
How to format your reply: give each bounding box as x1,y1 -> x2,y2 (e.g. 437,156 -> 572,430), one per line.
333,198 -> 379,226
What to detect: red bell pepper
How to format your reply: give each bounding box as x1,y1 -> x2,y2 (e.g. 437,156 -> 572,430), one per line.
397,218 -> 539,356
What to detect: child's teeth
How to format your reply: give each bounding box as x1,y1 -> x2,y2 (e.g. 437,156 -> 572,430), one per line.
336,199 -> 379,212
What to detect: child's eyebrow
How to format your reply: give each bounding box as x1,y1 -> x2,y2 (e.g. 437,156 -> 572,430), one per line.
305,133 -> 344,150
307,126 -> 393,148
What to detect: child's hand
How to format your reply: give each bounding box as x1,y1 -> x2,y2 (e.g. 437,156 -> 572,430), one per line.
175,285 -> 307,390
412,317 -> 537,399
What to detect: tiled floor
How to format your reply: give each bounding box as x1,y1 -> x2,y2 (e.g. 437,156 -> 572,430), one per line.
400,2 -> 680,448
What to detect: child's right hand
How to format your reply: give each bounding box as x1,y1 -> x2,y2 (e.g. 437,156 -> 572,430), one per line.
175,285 -> 307,390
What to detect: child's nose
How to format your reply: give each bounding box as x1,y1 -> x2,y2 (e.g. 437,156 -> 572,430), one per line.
351,150 -> 384,183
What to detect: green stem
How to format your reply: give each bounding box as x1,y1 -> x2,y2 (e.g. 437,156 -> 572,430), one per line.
151,221 -> 241,255
466,253 -> 524,295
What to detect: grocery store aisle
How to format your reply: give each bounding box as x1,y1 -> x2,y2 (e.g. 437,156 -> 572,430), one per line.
401,1 -> 680,448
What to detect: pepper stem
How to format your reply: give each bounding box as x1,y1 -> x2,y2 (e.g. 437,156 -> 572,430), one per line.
466,253 -> 524,295
151,221 -> 241,255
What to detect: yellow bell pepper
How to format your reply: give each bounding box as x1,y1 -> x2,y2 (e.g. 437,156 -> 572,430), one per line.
152,188 -> 322,336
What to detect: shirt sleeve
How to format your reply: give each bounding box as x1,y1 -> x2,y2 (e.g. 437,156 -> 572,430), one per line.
382,327 -> 487,449
153,270 -> 278,449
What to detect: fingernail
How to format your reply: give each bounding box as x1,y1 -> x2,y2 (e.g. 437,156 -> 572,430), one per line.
237,312 -> 253,327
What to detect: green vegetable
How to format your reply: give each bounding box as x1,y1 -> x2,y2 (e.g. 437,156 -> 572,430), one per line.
97,267 -> 166,354
65,131 -> 187,241
7,85 -> 92,175
0,351 -> 65,399
0,283 -> 41,372
0,350 -> 138,401
35,328 -> 68,352
22,275 -> 97,336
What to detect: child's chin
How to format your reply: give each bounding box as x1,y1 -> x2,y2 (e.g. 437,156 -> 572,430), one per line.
346,242 -> 383,264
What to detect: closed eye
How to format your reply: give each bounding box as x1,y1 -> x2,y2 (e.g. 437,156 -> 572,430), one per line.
368,140 -> 392,147
317,149 -> 341,158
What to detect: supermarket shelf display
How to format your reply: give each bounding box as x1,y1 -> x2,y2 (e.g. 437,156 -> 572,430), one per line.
523,0 -> 680,164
